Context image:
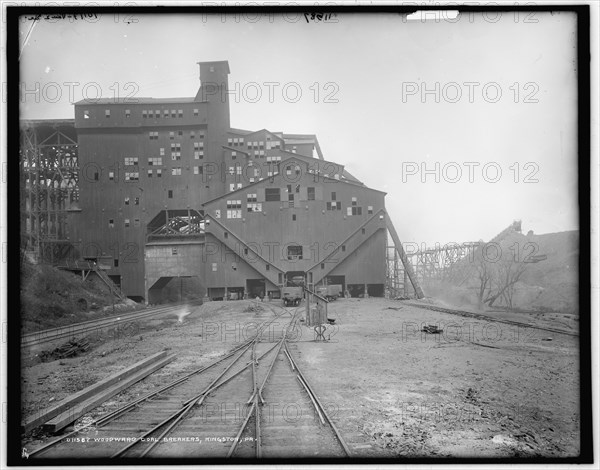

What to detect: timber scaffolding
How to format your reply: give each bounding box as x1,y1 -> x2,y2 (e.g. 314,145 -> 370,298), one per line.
20,119 -> 80,264
387,220 -> 523,291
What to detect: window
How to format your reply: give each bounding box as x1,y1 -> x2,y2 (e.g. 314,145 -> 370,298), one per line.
194,151 -> 204,159
148,157 -> 162,166
148,169 -> 153,177
157,169 -> 162,177
292,214 -> 296,221
148,110 -> 154,118
124,219 -> 130,227
134,218 -> 140,227
247,193 -> 257,202
125,197 -> 130,205
163,109 -> 169,118
352,206 -> 362,216
149,131 -> 158,140
125,172 -> 139,182
331,192 -> 337,201
125,109 -> 130,118
321,263 -> 325,269
266,264 -> 270,271
265,188 -> 280,201
168,190 -> 173,198
108,219 -> 114,228
171,109 -> 176,118
114,259 -> 119,267
368,206 -> 373,214
84,110 -> 90,119
160,148 -> 165,156
307,187 -> 315,201
229,183 -> 235,192
155,109 -> 160,117
226,200 -> 242,219
178,110 -> 183,118
109,171 -> 115,180
327,201 -> 341,211
190,131 -> 195,139
362,228 -> 366,234
172,247 -> 178,255
342,245 -> 346,252
124,157 -> 138,166
178,130 -> 183,136
105,109 -> 111,118
287,245 -> 303,260
134,197 -> 139,205
212,263 -> 217,272
169,132 -> 175,140
172,167 -> 182,176
224,232 -> 228,239
247,203 -> 262,212
193,166 -> 203,175
215,209 -> 221,219
142,110 -> 148,118
193,108 -> 199,116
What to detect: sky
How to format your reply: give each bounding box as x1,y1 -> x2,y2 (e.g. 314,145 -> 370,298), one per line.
18,9 -> 580,247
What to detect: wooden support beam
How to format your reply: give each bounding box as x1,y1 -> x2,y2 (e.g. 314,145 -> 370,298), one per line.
43,354 -> 176,433
22,351 -> 168,433
385,214 -> 425,299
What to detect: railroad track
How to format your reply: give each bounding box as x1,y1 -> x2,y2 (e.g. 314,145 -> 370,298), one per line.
404,301 -> 579,337
21,299 -> 202,348
28,303 -> 351,460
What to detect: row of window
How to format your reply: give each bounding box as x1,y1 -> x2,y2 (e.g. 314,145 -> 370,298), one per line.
108,218 -> 140,228
149,131 -> 205,141
122,166 -> 205,180
85,108 -> 202,120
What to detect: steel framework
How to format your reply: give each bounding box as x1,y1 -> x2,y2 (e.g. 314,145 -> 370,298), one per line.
20,120 -> 79,263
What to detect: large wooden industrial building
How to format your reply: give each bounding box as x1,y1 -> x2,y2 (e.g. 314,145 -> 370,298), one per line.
22,61 -> 418,303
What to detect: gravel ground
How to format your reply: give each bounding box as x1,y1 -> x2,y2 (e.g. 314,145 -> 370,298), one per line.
21,297 -> 580,459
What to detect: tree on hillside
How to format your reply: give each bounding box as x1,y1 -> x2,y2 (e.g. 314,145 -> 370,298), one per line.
472,242 -> 529,309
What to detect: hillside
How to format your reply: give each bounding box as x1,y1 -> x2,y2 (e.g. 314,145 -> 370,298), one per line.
424,230 -> 580,314
20,258 -> 134,333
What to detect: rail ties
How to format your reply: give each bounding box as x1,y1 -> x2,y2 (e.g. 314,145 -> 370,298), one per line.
28,304 -> 350,459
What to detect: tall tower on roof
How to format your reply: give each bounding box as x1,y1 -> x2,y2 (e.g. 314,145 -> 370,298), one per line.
196,60 -> 231,148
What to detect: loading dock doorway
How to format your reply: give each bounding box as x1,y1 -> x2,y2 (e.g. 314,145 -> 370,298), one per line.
247,279 -> 266,299
324,275 -> 345,293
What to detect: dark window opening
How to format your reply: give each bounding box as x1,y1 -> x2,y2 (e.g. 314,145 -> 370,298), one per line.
265,188 -> 280,201
292,214 -> 296,221
307,187 -> 315,201
168,190 -> 173,199
113,259 -> 119,267
331,192 -> 336,201
287,245 -> 303,260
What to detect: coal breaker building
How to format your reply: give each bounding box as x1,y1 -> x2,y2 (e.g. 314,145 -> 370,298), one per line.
37,61 -> 420,303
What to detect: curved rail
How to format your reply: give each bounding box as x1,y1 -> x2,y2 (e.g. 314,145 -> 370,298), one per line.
22,299 -> 203,348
